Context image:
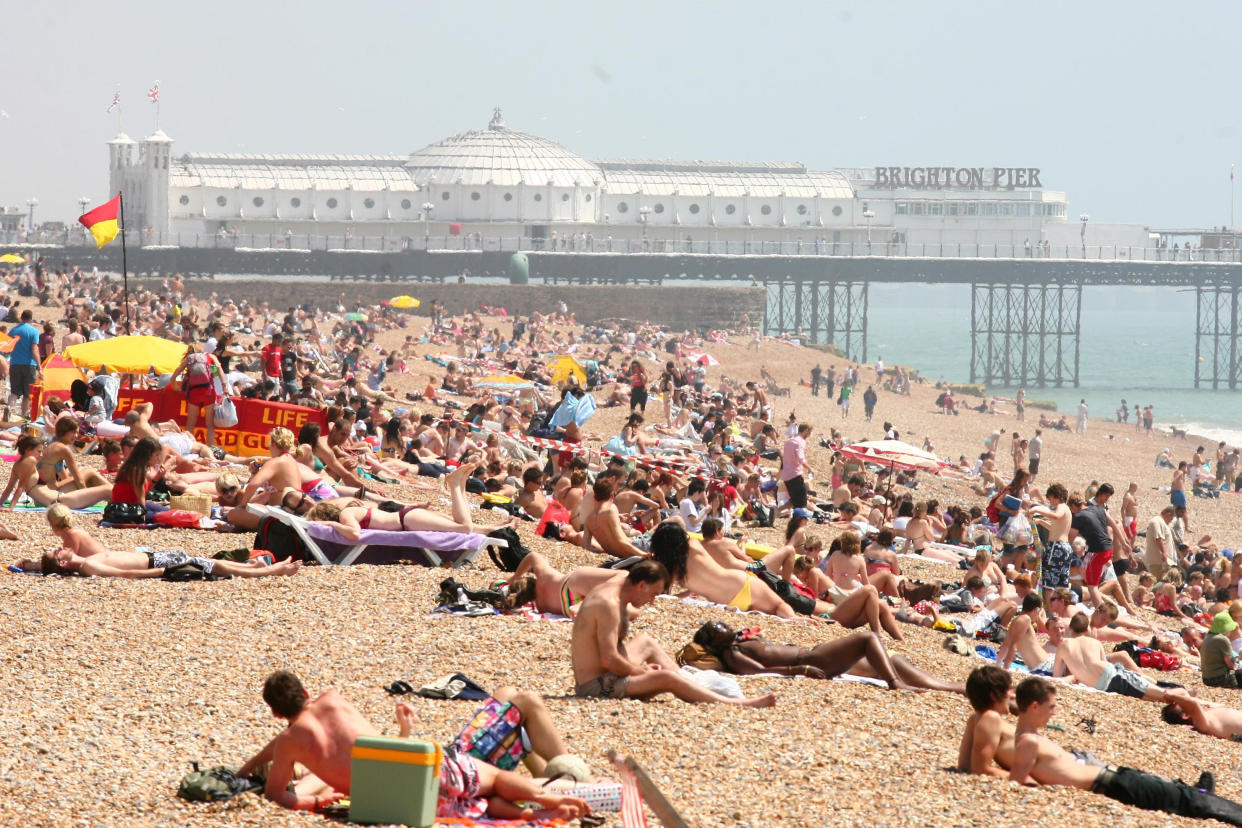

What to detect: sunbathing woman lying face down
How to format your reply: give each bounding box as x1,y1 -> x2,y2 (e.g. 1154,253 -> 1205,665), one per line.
302,463 -> 515,540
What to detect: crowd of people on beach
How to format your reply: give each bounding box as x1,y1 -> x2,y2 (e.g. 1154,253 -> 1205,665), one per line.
5,254 -> 1242,824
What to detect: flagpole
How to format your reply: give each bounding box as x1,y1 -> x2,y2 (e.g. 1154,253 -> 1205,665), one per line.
118,190 -> 131,334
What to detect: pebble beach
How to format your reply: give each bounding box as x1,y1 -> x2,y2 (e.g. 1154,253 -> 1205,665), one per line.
4,299 -> 1241,828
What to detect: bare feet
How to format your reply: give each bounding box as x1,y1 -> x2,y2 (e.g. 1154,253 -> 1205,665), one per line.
267,559 -> 302,576
890,681 -> 928,693
741,692 -> 778,708
446,461 -> 478,489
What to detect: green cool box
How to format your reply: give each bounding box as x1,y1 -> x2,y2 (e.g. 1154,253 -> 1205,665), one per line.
349,737 -> 442,826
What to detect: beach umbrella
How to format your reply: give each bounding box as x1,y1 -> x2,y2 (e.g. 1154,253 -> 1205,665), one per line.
839,439 -> 945,472
548,354 -> 587,387
692,352 -> 721,366
0,253 -> 25,264
346,312 -> 368,322
39,353 -> 88,402
63,335 -> 188,374
474,374 -> 534,390
389,295 -> 420,309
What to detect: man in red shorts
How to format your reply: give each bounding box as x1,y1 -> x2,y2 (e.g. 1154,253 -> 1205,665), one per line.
1068,484 -> 1130,608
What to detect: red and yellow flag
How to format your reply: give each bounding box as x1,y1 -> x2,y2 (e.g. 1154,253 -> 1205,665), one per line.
79,195 -> 121,248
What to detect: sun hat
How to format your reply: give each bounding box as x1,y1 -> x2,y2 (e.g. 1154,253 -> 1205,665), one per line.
871,495 -> 888,507
1209,611 -> 1238,635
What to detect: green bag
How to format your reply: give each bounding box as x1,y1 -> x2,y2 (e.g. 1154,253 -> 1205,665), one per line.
177,763 -> 261,802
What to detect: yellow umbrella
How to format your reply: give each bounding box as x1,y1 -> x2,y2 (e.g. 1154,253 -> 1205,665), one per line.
389,295 -> 420,309
64,335 -> 188,374
0,253 -> 26,264
548,355 -> 586,387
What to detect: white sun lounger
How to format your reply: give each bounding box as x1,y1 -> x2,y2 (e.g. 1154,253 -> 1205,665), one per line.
246,503 -> 505,568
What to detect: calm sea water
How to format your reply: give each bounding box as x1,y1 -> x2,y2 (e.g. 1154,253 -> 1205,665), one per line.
866,284 -> 1242,444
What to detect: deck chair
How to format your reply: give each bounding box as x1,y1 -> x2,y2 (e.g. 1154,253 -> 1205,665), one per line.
246,504 -> 505,568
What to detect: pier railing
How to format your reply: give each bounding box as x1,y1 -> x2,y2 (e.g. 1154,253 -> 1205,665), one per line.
5,230 -> 1241,263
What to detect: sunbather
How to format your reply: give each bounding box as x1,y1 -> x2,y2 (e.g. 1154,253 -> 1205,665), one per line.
0,435 -> 112,510
304,463 -> 511,540
39,545 -> 300,578
570,559 -> 776,708
237,671 -> 590,820
506,550 -> 627,617
694,621 -> 962,693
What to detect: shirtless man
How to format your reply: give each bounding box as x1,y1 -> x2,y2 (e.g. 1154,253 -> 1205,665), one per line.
570,559 -> 775,708
650,520 -> 796,619
583,479 -> 648,559
1171,461 -> 1189,531
513,467 -> 548,520
1053,613 -> 1171,702
1121,482 -> 1140,544
831,475 -> 863,509
39,545 -> 300,579
237,671 -> 588,819
699,517 -> 753,570
958,665 -> 1018,778
1009,677 -> 1242,825
1029,483 -> 1073,597
997,596 -> 1061,673
1162,689 -> 1242,742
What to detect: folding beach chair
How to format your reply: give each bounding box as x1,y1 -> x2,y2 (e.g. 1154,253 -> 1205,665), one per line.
245,504 -> 504,568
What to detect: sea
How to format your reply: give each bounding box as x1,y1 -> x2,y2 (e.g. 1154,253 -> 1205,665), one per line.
865,283 -> 1242,446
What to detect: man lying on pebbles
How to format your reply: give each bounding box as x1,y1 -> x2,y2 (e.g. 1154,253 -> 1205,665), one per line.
960,667 -> 1242,826
238,671 -> 591,821
17,503 -> 300,579
571,558 -> 777,707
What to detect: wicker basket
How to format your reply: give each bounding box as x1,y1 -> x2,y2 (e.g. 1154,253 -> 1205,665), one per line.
170,493 -> 212,516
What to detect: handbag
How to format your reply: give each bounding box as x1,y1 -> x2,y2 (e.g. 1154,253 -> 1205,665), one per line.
213,395 -> 238,428
103,501 -> 147,525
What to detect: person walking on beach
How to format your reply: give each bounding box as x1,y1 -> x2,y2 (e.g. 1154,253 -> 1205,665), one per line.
780,423 -> 812,511
1171,462 -> 1189,531
838,382 -> 852,419
1027,429 -> 1043,479
1076,399 -> 1088,435
810,363 -> 821,397
1015,387 -> 1025,422
862,385 -> 877,422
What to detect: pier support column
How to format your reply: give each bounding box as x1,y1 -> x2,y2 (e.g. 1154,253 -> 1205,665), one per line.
969,281 -> 1081,388
1194,284 -> 1242,390
763,280 -> 868,361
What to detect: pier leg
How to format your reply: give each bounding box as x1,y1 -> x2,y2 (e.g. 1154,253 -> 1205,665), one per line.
970,282 -> 1080,388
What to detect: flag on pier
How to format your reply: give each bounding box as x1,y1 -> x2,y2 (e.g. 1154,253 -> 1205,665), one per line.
148,81 -> 160,103
106,92 -> 120,113
78,195 -> 121,249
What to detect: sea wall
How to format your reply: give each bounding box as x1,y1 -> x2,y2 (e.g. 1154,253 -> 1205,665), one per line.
135,280 -> 764,329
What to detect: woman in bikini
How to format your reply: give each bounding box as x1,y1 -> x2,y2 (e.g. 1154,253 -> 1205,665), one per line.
965,547 -> 1012,600
38,417 -> 110,493
901,501 -> 970,563
239,427 -> 357,513
302,462 -> 508,541
0,434 -> 112,511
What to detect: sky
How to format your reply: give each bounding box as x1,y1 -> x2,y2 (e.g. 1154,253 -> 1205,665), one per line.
3,0 -> 1240,228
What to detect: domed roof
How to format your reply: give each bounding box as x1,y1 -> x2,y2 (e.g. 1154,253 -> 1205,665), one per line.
405,109 -> 600,188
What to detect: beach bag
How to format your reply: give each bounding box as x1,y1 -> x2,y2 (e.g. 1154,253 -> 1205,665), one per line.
213,395 -> 238,428
985,492 -> 1003,524
1139,651 -> 1182,671
177,763 -> 261,802
102,501 -> 146,525
999,514 -> 1033,546
252,516 -> 307,562
486,526 -> 529,572
153,509 -> 205,528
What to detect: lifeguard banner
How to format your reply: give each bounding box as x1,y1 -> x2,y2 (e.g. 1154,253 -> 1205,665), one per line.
34,384 -> 326,458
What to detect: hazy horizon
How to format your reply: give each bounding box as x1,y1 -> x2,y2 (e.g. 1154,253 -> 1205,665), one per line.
3,1 -> 1240,228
